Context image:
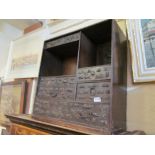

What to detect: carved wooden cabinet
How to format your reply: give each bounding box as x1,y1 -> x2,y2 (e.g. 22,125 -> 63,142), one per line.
7,20 -> 127,135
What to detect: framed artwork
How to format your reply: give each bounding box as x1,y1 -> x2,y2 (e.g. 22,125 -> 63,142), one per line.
26,78 -> 38,114
5,28 -> 49,80
0,80 -> 26,124
127,19 -> 155,82
14,78 -> 38,114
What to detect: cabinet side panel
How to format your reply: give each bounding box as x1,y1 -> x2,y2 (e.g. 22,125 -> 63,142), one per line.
79,33 -> 96,68
111,20 -> 127,132
39,50 -> 63,76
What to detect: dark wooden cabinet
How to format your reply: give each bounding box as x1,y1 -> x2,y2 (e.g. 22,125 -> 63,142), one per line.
7,20 -> 127,135
33,20 -> 127,134
32,19 -> 127,134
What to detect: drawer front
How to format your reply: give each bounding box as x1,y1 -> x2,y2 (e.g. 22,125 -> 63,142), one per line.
34,78 -> 111,130
55,76 -> 76,101
39,77 -> 57,88
33,101 -> 109,130
68,102 -> 110,129
37,76 -> 76,101
76,82 -> 111,104
39,76 -> 76,86
77,65 -> 111,81
34,76 -> 77,116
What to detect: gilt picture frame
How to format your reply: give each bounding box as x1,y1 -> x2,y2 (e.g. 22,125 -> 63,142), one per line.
127,19 -> 155,82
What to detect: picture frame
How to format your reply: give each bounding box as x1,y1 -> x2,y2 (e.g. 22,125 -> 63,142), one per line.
5,28 -> 49,80
127,19 -> 155,82
14,78 -> 38,114
0,80 -> 26,124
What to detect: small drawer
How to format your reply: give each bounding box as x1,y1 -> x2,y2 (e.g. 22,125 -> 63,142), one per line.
77,65 -> 111,81
76,82 -> 111,104
69,102 -> 110,129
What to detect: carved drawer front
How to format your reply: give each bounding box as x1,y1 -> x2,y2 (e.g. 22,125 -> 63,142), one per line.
34,76 -> 77,116
69,102 -> 110,129
39,77 -> 57,86
33,101 -> 109,130
56,78 -> 76,101
56,76 -> 76,84
37,77 -> 57,97
77,65 -> 111,81
76,82 -> 111,104
37,76 -> 76,101
34,101 -> 72,119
